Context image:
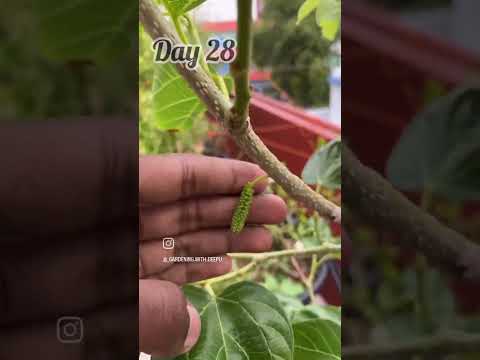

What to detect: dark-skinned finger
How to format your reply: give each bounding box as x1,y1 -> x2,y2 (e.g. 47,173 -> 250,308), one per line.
139,154 -> 267,205
140,194 -> 287,240
0,119 -> 137,238
139,227 -> 272,278
139,280 -> 201,358
0,225 -> 137,327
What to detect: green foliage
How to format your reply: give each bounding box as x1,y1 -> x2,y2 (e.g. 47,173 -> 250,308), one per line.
159,282 -> 342,360
253,0 -> 331,107
292,306 -> 341,360
302,139 -> 341,189
387,87 -> 480,200
298,0 -> 341,41
264,274 -> 305,297
369,268 -> 457,342
140,22 -> 211,153
141,7 -> 230,134
163,0 -> 208,18
169,282 -> 295,360
152,63 -> 206,130
269,186 -> 339,248
33,0 -> 137,63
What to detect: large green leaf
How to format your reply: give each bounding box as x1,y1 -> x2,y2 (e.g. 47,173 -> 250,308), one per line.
33,0 -> 137,63
302,139 -> 341,189
387,87 -> 480,200
293,305 -> 341,326
292,306 -> 341,360
297,0 -> 319,23
315,0 -> 340,41
163,0 -> 208,18
171,282 -> 294,360
297,0 -> 340,41
151,63 -> 206,130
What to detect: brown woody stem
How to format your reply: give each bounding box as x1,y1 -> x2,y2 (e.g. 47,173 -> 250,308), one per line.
343,331 -> 480,359
343,144 -> 480,280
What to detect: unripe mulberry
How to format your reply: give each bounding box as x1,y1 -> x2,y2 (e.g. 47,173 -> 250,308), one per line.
230,175 -> 268,233
231,183 -> 254,233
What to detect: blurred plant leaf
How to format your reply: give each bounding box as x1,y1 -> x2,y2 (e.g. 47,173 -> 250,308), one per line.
163,0 -> 208,18
264,274 -> 305,297
297,0 -> 319,23
224,75 -> 235,96
387,87 -> 480,200
302,138 -> 341,189
168,282 -> 294,360
293,304 -> 341,326
297,0 -> 340,40
33,0 -> 136,63
315,0 -> 341,41
372,268 -> 456,343
280,277 -> 305,296
291,305 -> 341,359
276,293 -> 305,319
151,63 -> 206,130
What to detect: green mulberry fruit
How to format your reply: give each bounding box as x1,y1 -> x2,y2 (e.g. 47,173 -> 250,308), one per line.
230,175 -> 268,233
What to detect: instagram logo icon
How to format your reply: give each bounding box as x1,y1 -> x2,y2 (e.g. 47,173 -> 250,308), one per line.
162,237 -> 175,250
57,316 -> 83,343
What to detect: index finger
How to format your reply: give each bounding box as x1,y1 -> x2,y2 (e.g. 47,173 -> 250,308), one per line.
139,154 -> 267,205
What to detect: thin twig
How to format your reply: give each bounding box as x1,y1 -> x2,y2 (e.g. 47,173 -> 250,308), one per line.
291,257 -> 309,284
195,261 -> 256,286
343,331 -> 480,359
230,243 -> 341,261
194,244 -> 341,287
230,0 -> 253,130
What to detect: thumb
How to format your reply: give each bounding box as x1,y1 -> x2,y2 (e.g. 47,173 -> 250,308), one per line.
139,280 -> 201,358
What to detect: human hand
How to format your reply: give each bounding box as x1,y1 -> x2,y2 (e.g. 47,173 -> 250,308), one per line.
138,154 -> 287,358
0,119 -> 138,360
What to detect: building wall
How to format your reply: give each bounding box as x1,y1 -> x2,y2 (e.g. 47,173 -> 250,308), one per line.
192,0 -> 261,23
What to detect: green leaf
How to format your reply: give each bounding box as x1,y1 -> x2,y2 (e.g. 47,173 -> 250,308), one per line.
33,0 -> 137,63
292,305 -> 341,360
315,0 -> 340,41
224,75 -> 235,96
293,305 -> 341,326
297,0 -> 340,41
302,139 -> 341,189
169,282 -> 294,360
387,87 -> 480,200
275,293 -> 305,320
151,62 -> 206,130
297,0 -> 319,24
279,278 -> 305,297
163,0 -> 208,18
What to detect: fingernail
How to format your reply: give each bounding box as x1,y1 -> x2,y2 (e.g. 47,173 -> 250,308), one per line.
182,303 -> 201,353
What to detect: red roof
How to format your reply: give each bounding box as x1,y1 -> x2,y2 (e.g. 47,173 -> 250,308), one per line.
224,92 -> 339,177
201,21 -> 237,32
250,70 -> 271,81
344,1 -> 480,85
343,1 -> 480,173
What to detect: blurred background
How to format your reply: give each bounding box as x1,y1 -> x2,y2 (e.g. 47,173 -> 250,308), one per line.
343,0 -> 480,358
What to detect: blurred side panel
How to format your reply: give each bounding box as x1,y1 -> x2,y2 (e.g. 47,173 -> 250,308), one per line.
342,0 -> 480,358
0,1 -> 139,359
